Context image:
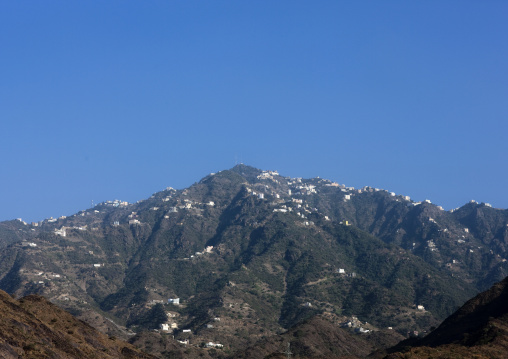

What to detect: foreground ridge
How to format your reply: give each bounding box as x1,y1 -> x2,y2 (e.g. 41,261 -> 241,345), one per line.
0,289 -> 155,358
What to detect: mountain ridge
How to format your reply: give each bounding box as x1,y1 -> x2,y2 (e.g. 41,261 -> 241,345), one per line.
0,165 -> 507,356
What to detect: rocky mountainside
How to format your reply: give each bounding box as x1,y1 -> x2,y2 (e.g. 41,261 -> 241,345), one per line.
0,164 -> 507,357
229,314 -> 404,359
0,289 -> 155,358
383,275 -> 508,358
415,275 -> 508,347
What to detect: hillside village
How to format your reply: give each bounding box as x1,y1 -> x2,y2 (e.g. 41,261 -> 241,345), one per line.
1,165 -> 507,356
15,168 -> 504,264
10,165 -> 508,288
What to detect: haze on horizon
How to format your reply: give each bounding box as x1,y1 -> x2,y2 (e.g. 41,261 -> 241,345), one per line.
1,1 -> 507,223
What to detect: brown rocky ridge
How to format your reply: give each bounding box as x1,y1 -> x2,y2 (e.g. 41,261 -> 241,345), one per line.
0,289 -> 155,359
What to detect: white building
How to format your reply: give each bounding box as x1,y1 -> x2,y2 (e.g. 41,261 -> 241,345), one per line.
168,298 -> 180,305
54,228 -> 66,237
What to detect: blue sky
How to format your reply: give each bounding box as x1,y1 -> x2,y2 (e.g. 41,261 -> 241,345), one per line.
1,1 -> 507,223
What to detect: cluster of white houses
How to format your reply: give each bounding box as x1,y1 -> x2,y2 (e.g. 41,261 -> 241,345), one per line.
341,316 -> 369,333
103,199 -> 129,207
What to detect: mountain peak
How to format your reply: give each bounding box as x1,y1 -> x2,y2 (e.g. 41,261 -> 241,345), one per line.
228,163 -> 263,179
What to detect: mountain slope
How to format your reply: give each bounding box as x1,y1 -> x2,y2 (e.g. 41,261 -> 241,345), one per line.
230,314 -> 404,359
383,275 -> 508,358
415,275 -> 508,347
0,165 -> 506,354
0,289 -> 155,359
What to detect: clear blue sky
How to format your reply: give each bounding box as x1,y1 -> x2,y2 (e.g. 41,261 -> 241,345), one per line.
1,1 -> 507,223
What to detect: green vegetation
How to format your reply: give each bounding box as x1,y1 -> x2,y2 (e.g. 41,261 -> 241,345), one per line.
127,304 -> 168,330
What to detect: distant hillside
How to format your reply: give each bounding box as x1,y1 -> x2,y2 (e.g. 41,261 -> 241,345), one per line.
0,220 -> 35,249
0,289 -> 155,358
383,275 -> 508,358
418,275 -> 508,347
0,164 -> 506,356
230,314 -> 404,359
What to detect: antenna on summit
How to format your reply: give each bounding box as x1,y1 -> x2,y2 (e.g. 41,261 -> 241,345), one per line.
91,200 -> 94,208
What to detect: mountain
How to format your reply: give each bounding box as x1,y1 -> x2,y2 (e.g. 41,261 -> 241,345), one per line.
0,164 -> 507,356
229,314 -> 404,359
383,275 -> 508,358
0,219 -> 36,249
0,289 -> 155,358
307,181 -> 508,290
